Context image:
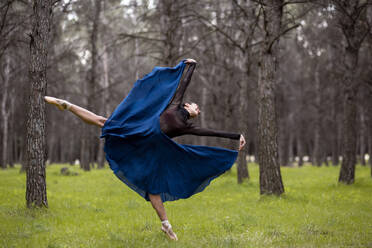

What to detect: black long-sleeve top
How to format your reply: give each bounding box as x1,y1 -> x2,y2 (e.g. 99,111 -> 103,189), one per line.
159,63 -> 240,140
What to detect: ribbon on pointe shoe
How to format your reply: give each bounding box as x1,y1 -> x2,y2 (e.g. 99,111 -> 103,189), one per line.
161,220 -> 178,241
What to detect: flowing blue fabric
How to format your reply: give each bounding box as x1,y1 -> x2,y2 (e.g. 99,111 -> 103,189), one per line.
101,61 -> 238,202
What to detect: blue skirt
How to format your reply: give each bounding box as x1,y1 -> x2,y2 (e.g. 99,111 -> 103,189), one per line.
101,61 -> 238,202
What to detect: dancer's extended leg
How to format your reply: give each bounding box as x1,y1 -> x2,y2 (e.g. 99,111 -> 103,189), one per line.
69,104 -> 107,127
148,194 -> 178,241
44,96 -> 107,127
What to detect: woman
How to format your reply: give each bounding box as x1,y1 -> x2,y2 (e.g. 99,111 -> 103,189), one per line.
45,59 -> 246,241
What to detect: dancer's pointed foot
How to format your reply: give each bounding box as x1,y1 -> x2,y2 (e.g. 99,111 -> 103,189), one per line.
161,221 -> 178,241
44,96 -> 72,111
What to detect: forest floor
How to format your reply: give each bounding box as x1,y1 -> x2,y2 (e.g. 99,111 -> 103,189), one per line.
0,163 -> 371,248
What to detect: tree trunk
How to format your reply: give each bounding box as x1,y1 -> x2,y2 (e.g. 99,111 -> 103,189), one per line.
359,105 -> 366,165
8,96 -> 15,168
337,0 -> 366,184
81,0 -> 102,171
97,43 -> 109,169
312,64 -> 322,166
257,0 -> 284,195
367,91 -> 372,176
237,151 -> 249,183
331,85 -> 339,165
369,132 -> 372,177
200,87 -> 208,146
339,84 -> 357,183
80,135 -> 90,170
158,0 -> 182,66
20,104 -> 27,173
288,128 -> 294,166
26,0 -> 52,208
237,57 -> 249,183
296,131 -> 304,167
334,0 -> 370,184
1,55 -> 10,169
278,119 -> 289,166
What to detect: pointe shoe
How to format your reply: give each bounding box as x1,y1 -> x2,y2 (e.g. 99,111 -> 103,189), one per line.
44,96 -> 71,111
161,222 -> 178,241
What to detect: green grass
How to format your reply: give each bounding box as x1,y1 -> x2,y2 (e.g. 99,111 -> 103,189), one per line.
0,164 -> 371,248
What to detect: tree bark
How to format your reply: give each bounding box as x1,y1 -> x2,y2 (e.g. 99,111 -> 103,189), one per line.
257,0 -> 284,195
26,0 -> 53,208
339,82 -> 357,183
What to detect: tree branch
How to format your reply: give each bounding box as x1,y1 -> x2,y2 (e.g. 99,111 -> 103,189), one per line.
268,23 -> 301,52
191,9 -> 245,53
231,0 -> 250,19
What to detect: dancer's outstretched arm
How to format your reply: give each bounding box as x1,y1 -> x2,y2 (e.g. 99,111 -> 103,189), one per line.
184,125 -> 240,139
183,125 -> 246,150
170,60 -> 197,105
44,96 -> 107,128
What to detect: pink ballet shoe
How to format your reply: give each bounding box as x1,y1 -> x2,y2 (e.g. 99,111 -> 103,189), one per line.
44,96 -> 71,111
161,221 -> 178,241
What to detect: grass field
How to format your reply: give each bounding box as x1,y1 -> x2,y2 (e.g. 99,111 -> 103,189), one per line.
0,163 -> 371,248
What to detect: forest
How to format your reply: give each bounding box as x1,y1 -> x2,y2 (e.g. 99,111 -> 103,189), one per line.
0,0 -> 372,190
0,0 -> 371,246
1,0 -> 372,177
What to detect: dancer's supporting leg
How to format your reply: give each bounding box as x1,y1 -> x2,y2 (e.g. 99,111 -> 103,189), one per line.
44,96 -> 107,127
148,194 -> 178,241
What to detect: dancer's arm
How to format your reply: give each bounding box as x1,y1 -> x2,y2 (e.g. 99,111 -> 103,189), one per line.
183,125 -> 246,150
170,61 -> 196,105
183,125 -> 240,140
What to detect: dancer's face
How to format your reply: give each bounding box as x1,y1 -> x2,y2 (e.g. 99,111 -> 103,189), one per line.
184,103 -> 200,118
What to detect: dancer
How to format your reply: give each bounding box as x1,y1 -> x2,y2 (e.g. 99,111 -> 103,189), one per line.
45,59 -> 245,241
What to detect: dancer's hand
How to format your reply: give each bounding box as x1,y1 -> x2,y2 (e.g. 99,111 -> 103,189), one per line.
185,58 -> 197,64
239,134 -> 246,151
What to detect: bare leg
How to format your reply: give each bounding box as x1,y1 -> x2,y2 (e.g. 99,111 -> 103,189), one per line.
45,96 -> 107,127
69,104 -> 107,127
149,194 -> 178,241
149,193 -> 168,221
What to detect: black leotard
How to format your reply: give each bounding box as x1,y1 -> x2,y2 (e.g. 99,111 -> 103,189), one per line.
159,63 -> 240,140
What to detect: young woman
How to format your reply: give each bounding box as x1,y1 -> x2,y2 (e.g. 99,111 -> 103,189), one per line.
45,59 -> 245,241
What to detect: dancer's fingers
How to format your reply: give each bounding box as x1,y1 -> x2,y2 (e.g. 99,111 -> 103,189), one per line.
185,58 -> 197,64
239,135 -> 246,151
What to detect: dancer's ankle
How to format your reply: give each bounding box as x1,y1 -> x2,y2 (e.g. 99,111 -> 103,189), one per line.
161,220 -> 170,226
64,101 -> 72,110
57,99 -> 72,110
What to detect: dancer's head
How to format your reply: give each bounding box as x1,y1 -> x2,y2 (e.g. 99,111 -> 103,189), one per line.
184,102 -> 200,118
